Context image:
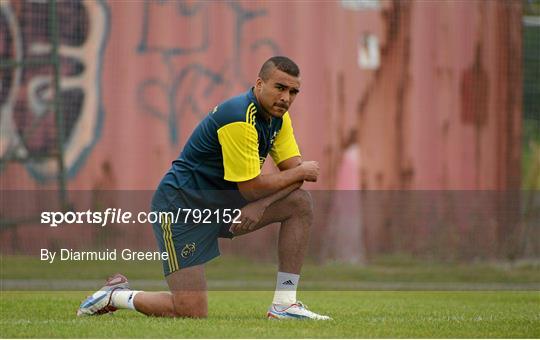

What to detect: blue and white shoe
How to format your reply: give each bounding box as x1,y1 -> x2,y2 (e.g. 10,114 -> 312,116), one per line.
77,273 -> 130,316
267,301 -> 331,320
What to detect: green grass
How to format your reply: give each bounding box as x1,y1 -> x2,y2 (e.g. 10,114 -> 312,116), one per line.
0,291 -> 538,338
1,256 -> 539,337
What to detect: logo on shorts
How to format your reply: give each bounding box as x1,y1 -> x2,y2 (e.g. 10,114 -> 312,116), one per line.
181,242 -> 196,258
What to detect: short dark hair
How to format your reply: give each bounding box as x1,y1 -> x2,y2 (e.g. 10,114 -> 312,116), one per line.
258,56 -> 300,80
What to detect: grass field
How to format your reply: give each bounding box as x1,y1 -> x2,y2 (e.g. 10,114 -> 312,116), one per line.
1,256 -> 539,338
1,291 -> 538,338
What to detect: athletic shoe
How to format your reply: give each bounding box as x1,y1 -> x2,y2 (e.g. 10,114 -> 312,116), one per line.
267,301 -> 331,320
76,273 -> 130,316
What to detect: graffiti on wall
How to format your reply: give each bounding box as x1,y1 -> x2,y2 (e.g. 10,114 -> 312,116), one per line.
136,1 -> 280,144
0,0 -> 109,181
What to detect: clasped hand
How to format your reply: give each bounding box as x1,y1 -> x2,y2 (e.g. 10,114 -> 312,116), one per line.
229,201 -> 266,235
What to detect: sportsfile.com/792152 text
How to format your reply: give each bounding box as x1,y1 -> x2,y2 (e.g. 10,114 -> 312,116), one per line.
40,208 -> 242,227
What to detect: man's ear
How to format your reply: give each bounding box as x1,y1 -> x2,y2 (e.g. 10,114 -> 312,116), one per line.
255,77 -> 263,90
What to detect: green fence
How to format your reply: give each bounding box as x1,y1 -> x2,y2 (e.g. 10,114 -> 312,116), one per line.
523,15 -> 540,190
0,0 -> 67,206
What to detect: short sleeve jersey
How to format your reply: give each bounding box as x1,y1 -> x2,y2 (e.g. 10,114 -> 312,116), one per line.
158,88 -> 301,208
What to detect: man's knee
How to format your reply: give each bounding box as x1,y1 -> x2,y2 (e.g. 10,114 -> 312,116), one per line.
171,292 -> 208,318
287,189 -> 314,219
166,265 -> 208,318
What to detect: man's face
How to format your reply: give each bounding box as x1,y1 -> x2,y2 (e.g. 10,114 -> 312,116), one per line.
255,68 -> 301,119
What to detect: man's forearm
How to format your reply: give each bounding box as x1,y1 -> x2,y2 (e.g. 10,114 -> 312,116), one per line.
256,181 -> 303,209
239,166 -> 305,201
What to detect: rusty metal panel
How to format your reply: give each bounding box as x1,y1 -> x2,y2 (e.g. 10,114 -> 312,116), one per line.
357,0 -> 523,259
0,0 -> 526,261
0,1 -> 523,189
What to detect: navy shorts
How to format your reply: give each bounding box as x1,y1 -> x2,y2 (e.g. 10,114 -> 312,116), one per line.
150,189 -> 235,276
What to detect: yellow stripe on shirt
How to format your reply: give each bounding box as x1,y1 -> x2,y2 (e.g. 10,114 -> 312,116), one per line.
245,103 -> 255,123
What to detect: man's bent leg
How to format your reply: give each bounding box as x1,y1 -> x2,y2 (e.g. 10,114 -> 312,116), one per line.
233,189 -> 329,320
134,265 -> 208,318
235,188 -> 313,274
79,266 -> 208,318
131,292 -> 175,317
167,264 -> 208,318
276,189 -> 313,274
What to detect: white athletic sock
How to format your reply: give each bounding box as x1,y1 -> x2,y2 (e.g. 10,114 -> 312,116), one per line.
272,271 -> 299,305
111,290 -> 141,310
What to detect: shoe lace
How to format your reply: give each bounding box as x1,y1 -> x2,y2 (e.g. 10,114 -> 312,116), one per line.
295,300 -> 308,309
295,301 -> 329,319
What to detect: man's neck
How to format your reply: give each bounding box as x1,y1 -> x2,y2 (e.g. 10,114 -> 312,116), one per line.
252,88 -> 272,123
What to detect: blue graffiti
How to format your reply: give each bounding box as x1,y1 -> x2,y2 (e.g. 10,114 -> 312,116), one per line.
136,0 -> 280,145
137,60 -> 226,143
137,0 -> 209,56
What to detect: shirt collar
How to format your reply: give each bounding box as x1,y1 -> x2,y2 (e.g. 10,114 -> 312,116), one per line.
247,87 -> 262,113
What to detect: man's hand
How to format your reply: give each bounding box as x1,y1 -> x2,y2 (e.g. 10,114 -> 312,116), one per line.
300,161 -> 320,182
229,200 -> 267,235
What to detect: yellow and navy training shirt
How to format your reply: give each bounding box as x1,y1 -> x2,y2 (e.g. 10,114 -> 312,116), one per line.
157,88 -> 301,208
